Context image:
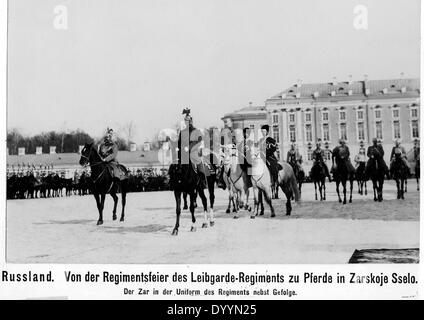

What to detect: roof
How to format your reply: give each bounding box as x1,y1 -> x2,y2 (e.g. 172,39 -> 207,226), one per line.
222,105 -> 267,119
268,78 -> 420,101
7,150 -> 161,167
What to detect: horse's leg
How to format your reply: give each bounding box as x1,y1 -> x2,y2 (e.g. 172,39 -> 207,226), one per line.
378,179 -> 383,202
110,191 -> 118,220
208,178 -> 215,226
183,192 -> 188,210
251,187 -> 258,218
120,182 -> 127,222
364,181 -> 367,195
198,188 -> 209,229
349,179 -> 353,203
226,192 -> 232,214
396,178 -> 400,199
373,179 -> 377,201
405,178 -> 407,193
189,191 -> 197,232
401,179 -> 405,199
314,181 -> 318,200
259,189 -> 265,216
322,180 -> 326,201
93,192 -> 103,225
285,189 -> 292,216
172,191 -> 181,235
263,188 -> 275,217
336,181 -> 342,203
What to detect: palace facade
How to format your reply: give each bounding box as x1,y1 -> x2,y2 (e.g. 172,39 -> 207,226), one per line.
222,78 -> 420,172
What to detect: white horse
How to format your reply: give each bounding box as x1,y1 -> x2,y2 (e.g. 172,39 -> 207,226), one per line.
221,145 -> 251,218
248,145 -> 275,218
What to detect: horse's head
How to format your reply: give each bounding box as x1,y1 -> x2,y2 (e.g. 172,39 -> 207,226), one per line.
79,143 -> 94,167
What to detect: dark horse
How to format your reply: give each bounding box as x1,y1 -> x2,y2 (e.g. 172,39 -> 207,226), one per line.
366,149 -> 386,202
168,163 -> 212,236
390,154 -> 409,199
355,162 -> 368,195
332,150 -> 355,204
288,157 -> 305,197
79,143 -> 128,225
310,161 -> 327,201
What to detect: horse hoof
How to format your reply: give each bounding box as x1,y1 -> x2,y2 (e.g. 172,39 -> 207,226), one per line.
233,215 -> 239,219
225,209 -> 230,214
271,214 -> 276,218
343,201 -> 346,205
202,223 -> 208,228
171,229 -> 178,236
339,199 -> 342,203
349,200 -> 352,203
120,217 -> 124,222
250,215 -> 255,219
374,198 -> 377,201
259,211 -> 264,216
190,226 -> 196,232
210,221 -> 215,227
113,215 -> 117,221
183,206 -> 188,210
96,220 -> 103,226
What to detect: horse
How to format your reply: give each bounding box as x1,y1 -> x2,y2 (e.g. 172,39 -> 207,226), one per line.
168,161 -> 213,235
390,154 -> 409,199
332,149 -> 355,204
310,161 -> 327,201
247,145 -> 276,218
355,161 -> 368,195
79,143 -> 128,225
288,157 -> 305,196
277,162 -> 301,216
221,146 -> 251,218
366,149 -> 386,202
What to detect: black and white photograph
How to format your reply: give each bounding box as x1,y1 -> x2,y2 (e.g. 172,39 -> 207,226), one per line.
3,0 -> 421,269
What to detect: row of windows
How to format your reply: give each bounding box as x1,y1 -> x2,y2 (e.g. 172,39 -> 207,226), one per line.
272,106 -> 419,124
272,120 -> 419,143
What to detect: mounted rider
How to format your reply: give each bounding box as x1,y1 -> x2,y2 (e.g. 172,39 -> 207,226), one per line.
413,138 -> 420,163
236,127 -> 253,188
216,120 -> 238,189
389,139 -> 411,174
286,142 -> 303,172
331,138 -> 356,174
98,128 -> 128,180
312,138 -> 331,181
366,138 -> 389,177
354,141 -> 367,168
259,124 -> 282,182
176,108 -> 208,188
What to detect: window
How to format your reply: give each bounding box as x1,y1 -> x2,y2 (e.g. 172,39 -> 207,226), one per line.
339,110 -> 346,120
323,123 -> 330,141
289,113 -> 295,123
340,123 -> 347,140
376,121 -> 383,140
357,122 -> 365,141
411,108 -> 418,118
393,109 -> 399,118
375,109 -> 381,119
307,150 -> 313,161
357,110 -> 364,120
305,124 -> 313,142
322,112 -> 329,122
393,121 -> 401,139
272,114 -> 279,124
305,112 -> 311,122
272,126 -> 280,143
289,125 -> 296,142
412,120 -> 419,138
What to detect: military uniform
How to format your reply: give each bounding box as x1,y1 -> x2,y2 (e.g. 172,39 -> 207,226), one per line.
98,137 -> 128,180
332,144 -> 356,174
259,135 -> 281,181
366,143 -> 389,175
389,145 -> 410,173
312,147 -> 331,178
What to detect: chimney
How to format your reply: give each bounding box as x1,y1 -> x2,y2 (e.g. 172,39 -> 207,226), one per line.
348,75 -> 353,84
78,145 -> 84,154
332,76 -> 337,86
36,146 -> 42,155
130,143 -> 137,152
50,146 -> 57,154
18,147 -> 25,156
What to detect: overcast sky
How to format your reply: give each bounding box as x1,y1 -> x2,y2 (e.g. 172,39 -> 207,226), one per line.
7,0 -> 421,143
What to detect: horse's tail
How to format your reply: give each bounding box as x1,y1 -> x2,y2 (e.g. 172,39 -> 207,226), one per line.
290,174 -> 301,202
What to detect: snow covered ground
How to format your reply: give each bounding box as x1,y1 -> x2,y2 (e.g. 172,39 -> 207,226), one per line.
6,180 -> 419,264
